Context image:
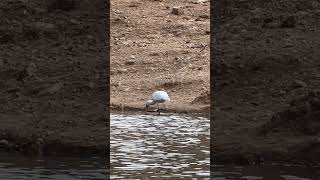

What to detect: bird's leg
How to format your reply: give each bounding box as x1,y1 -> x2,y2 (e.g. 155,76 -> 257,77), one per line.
157,103 -> 161,115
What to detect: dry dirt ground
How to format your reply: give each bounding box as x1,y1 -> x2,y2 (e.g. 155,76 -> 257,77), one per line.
213,0 -> 320,165
0,0 -> 107,157
110,0 -> 210,114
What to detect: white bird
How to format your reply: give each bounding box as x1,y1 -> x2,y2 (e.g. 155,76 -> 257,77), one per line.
145,90 -> 170,114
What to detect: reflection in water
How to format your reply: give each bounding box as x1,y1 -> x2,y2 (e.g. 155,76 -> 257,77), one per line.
212,164 -> 320,180
0,153 -> 106,180
110,113 -> 210,179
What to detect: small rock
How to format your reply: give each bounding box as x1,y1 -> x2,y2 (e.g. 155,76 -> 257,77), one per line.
125,60 -> 135,65
129,4 -> 139,8
198,0 -> 209,3
191,0 -> 209,4
149,52 -> 160,56
172,7 -> 184,15
199,14 -> 209,19
117,69 -> 128,74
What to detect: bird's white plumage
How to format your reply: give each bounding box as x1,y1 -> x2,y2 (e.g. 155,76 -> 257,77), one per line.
151,91 -> 170,103
145,90 -> 170,108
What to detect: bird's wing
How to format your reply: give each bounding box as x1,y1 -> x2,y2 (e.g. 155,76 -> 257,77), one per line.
152,91 -> 169,101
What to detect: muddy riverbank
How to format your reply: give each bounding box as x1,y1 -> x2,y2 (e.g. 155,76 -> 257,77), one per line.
213,0 -> 320,166
110,0 -> 210,113
0,0 -> 107,157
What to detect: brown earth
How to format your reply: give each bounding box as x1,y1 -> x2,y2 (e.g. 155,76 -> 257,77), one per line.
0,0 -> 107,157
213,0 -> 320,166
111,0 -> 320,166
1,0 -> 320,168
110,0 -> 210,114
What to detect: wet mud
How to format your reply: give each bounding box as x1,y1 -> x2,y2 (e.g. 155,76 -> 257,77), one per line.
0,0 -> 107,157
213,0 -> 320,166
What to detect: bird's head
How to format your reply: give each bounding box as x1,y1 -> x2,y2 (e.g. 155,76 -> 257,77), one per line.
145,100 -> 154,108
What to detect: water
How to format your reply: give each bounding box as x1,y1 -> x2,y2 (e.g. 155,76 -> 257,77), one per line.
110,113 -> 320,180
0,152 -> 106,180
110,113 -> 210,179
2,113 -> 317,179
212,164 -> 320,180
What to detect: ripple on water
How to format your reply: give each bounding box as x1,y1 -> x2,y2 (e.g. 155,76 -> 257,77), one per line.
110,113 -> 210,179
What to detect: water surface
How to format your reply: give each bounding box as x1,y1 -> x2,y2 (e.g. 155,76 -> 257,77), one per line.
110,113 -> 210,179
0,152 -> 106,180
110,113 -> 320,180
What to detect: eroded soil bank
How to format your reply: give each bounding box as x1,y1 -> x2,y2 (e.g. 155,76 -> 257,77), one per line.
0,0 -> 107,156
213,0 -> 320,166
110,0 -> 210,114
